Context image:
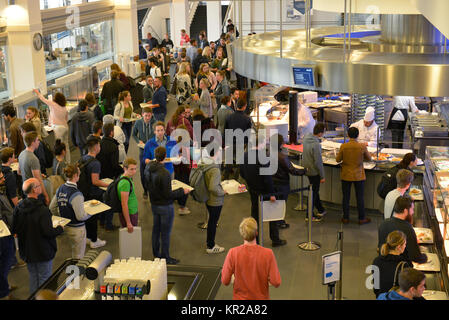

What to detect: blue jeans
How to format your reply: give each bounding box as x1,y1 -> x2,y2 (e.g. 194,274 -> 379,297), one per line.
0,236 -> 15,298
153,112 -> 166,122
151,204 -> 174,259
27,260 -> 53,295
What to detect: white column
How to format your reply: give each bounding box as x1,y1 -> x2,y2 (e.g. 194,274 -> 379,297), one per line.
170,0 -> 189,48
113,0 -> 139,57
2,0 -> 47,95
207,1 -> 222,42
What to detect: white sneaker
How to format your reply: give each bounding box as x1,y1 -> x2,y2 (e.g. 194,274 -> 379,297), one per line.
178,207 -> 191,215
206,244 -> 225,254
90,238 -> 106,249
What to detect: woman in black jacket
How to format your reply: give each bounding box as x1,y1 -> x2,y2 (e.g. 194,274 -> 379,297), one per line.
372,230 -> 413,298
272,134 -> 305,228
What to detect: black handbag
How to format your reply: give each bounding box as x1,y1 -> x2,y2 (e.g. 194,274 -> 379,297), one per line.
389,261 -> 407,292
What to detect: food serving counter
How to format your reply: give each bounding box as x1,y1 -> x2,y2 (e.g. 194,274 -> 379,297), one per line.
284,141 -> 425,212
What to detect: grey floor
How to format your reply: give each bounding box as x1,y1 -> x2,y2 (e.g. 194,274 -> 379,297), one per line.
7,96 -> 383,300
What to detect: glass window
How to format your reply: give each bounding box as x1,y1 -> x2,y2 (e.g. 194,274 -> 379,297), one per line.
44,19 -> 114,86
0,45 -> 10,101
40,0 -> 83,10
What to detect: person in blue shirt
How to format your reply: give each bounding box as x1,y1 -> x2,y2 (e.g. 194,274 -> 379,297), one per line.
143,121 -> 177,178
132,107 -> 156,199
377,268 -> 426,300
149,77 -> 168,122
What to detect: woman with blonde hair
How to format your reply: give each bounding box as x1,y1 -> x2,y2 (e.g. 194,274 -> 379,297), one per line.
194,78 -> 213,118
221,217 -> 281,300
372,230 -> 413,297
202,46 -> 212,62
25,106 -> 45,139
113,91 -> 139,153
195,63 -> 217,96
172,62 -> 193,105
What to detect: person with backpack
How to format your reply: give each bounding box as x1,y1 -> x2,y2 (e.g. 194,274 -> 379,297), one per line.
145,146 -> 191,265
0,170 -> 17,300
384,169 -> 414,219
372,230 -> 412,298
52,139 -> 67,179
198,147 -> 227,254
17,131 -> 50,206
12,178 -> 64,295
70,99 -> 95,156
1,147 -> 18,207
49,164 -> 91,259
100,71 -> 125,115
20,122 -> 53,174
116,158 -> 138,233
377,153 -> 419,200
78,137 -> 108,248
96,123 -> 124,180
143,121 -> 177,179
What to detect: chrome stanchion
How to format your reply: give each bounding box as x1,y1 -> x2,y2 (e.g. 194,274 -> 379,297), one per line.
294,154 -> 307,211
298,185 -> 321,251
258,195 -> 263,246
336,230 -> 344,300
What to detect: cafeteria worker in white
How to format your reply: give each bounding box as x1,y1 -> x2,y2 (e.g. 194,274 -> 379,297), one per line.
387,96 -> 419,149
298,103 -> 316,140
350,106 -> 378,148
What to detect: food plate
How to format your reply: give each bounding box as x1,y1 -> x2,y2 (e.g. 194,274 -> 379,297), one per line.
83,201 -> 111,215
171,179 -> 193,191
409,187 -> 423,201
221,180 -> 247,195
413,253 -> 440,272
90,200 -> 100,206
414,227 -> 434,244
372,153 -> 392,161
10,162 -> 18,172
391,157 -> 402,162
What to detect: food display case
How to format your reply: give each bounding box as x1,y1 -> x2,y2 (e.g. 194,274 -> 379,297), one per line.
410,111 -> 449,158
423,146 -> 449,293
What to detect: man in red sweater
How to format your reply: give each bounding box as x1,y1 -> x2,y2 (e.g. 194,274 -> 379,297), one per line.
221,217 -> 281,300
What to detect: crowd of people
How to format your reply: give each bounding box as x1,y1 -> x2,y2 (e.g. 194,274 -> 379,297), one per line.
0,24 -> 434,301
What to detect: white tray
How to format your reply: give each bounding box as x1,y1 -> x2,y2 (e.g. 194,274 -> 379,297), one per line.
221,180 -> 247,195
119,226 -> 142,260
422,290 -> 448,300
414,227 -> 434,244
171,179 -> 193,191
262,200 -> 286,222
99,178 -> 113,191
291,162 -> 304,170
83,200 -> 111,215
138,142 -> 145,149
363,162 -> 376,170
10,162 -> 18,172
52,216 -> 71,228
413,253 -> 441,272
0,220 -> 11,237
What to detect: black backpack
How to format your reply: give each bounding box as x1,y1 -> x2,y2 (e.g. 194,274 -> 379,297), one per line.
103,176 -> 133,213
77,157 -> 97,198
41,140 -> 54,169
377,166 -> 401,199
0,193 -> 14,230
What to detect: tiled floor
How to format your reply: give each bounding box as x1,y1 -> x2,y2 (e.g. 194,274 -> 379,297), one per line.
6,97 -> 384,300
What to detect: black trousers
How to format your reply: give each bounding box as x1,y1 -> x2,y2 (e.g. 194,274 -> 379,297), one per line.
249,189 -> 280,242
341,180 -> 365,220
388,119 -> 407,149
307,175 -> 325,215
206,205 -> 223,249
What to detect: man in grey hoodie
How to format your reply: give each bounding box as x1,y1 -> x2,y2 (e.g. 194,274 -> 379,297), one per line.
302,123 -> 326,221
71,100 -> 95,156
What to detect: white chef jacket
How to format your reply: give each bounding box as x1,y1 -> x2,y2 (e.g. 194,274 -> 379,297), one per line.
298,104 -> 316,140
391,96 -> 419,121
350,119 -> 378,148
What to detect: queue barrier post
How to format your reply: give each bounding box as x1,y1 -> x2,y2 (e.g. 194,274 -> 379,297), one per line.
298,184 -> 321,251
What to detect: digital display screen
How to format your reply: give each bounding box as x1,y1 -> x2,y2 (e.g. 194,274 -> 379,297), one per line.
292,67 -> 315,87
